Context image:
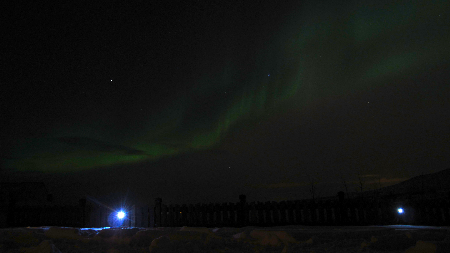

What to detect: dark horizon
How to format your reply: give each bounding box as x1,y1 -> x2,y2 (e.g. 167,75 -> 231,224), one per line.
2,1 -> 450,208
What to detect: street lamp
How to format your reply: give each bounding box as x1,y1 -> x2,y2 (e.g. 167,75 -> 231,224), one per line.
117,211 -> 125,219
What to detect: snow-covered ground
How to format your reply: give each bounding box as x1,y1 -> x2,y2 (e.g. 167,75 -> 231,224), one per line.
1,225 -> 449,253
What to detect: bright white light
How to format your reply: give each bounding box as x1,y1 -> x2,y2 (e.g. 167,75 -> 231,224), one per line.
398,208 -> 404,214
117,211 -> 125,219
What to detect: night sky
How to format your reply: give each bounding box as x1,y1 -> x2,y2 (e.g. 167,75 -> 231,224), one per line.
2,1 -> 450,207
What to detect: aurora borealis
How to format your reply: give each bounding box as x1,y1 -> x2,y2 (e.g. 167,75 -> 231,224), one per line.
2,1 -> 450,205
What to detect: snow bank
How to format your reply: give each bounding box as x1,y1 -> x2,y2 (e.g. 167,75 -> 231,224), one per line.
0,225 -> 449,252
19,240 -> 61,253
405,240 -> 437,253
44,227 -> 83,240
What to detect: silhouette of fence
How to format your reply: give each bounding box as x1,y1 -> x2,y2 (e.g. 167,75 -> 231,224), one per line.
7,195 -> 448,228
152,195 -> 450,227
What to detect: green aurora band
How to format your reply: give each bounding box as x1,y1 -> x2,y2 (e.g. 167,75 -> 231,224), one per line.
5,0 -> 449,172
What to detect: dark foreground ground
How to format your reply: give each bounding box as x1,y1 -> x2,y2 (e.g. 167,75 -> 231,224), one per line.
1,225 -> 449,253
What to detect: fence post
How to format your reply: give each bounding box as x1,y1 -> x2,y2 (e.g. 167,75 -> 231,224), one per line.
206,203 -> 213,226
238,195 -> 246,227
161,204 -> 168,227
358,201 -> 366,225
202,204 -> 207,226
174,204 -> 180,227
196,203 -> 202,226
154,198 -> 162,227
190,204 -> 196,226
213,203 -> 220,226
339,191 -> 348,225
248,202 -> 256,225
365,201 -> 374,225
139,206 -> 149,227
188,204 -> 195,226
348,200 -> 355,225
195,204 -> 200,226
285,201 -> 293,224
199,203 -> 206,226
128,205 -> 136,227
279,201 -> 286,225
377,201 -> 383,225
307,200 -> 315,224
221,203 -> 228,226
316,201 -> 324,225
263,201 -> 269,225
270,201 -> 280,226
229,202 -> 236,226
168,205 -> 174,227
254,202 -> 261,225
293,200 -> 301,224
379,200 -> 389,225
180,204 -> 187,226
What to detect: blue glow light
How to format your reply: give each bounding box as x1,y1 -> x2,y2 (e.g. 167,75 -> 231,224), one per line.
117,211 -> 125,219
398,208 -> 404,214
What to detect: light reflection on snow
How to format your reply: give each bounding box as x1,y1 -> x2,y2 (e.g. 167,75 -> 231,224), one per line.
80,227 -> 110,231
